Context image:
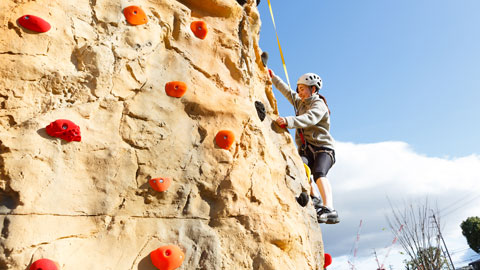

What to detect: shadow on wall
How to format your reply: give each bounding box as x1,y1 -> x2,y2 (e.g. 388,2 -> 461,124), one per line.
36,127 -> 51,140
0,141 -> 21,214
137,255 -> 156,270
0,192 -> 18,214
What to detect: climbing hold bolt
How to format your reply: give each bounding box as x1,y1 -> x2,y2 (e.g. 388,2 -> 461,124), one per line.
30,258 -> 59,270
215,130 -> 235,150
17,15 -> 51,33
190,21 -> 208,40
165,81 -> 187,98
45,119 -> 81,142
150,245 -> 185,270
123,6 -> 148,25
149,177 -> 171,192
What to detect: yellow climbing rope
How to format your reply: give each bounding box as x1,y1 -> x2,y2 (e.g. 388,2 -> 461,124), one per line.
267,0 -> 292,89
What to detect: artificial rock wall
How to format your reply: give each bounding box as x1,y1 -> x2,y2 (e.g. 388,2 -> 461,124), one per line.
0,0 -> 324,269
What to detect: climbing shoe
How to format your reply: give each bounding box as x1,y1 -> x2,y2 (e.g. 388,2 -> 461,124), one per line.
317,207 -> 340,224
296,192 -> 309,207
315,205 -> 328,223
311,196 -> 323,209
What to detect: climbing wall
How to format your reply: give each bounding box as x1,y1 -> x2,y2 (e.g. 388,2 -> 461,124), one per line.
0,0 -> 323,269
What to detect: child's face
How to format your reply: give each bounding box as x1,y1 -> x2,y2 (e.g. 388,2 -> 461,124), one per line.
297,84 -> 314,101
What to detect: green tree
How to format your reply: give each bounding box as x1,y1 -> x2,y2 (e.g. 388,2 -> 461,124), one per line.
460,216 -> 480,253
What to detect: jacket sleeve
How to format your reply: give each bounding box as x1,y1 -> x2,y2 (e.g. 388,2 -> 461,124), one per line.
272,74 -> 300,106
284,100 -> 328,129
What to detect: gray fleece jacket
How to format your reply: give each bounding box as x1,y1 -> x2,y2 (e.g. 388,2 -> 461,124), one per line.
272,74 -> 335,150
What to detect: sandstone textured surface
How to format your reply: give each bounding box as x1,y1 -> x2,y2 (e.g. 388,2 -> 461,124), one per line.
0,0 -> 323,269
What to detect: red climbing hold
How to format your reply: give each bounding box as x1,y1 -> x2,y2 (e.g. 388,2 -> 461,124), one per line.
17,15 -> 51,33
324,253 -> 332,268
149,177 -> 171,192
190,21 -> 208,40
165,81 -> 187,98
30,258 -> 59,270
45,119 -> 81,142
150,245 -> 185,270
123,6 -> 148,25
215,130 -> 235,150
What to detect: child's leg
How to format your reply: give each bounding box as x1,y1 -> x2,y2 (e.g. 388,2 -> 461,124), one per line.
315,177 -> 333,209
312,151 -> 335,209
311,178 -> 321,198
311,149 -> 339,224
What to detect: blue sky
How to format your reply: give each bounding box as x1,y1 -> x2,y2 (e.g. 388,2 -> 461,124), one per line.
257,1 -> 480,269
258,0 -> 480,158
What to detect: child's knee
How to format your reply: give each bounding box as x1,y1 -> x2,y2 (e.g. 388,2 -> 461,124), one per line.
313,171 -> 327,180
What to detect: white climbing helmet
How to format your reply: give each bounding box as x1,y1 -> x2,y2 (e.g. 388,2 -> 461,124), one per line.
297,73 -> 322,91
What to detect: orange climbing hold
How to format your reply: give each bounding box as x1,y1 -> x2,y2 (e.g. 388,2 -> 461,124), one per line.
190,21 -> 208,40
149,177 -> 171,192
165,81 -> 187,98
150,245 -> 185,270
123,6 -> 148,25
30,258 -> 59,270
215,130 -> 235,150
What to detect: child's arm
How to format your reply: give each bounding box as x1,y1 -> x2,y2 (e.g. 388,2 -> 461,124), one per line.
284,101 -> 328,129
271,73 -> 300,106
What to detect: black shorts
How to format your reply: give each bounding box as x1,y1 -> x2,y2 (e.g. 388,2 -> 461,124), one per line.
299,145 -> 335,179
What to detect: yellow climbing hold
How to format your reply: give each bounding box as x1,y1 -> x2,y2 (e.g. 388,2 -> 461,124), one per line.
303,163 -> 311,183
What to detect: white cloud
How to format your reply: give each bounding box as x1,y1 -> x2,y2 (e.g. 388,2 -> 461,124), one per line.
320,141 -> 480,270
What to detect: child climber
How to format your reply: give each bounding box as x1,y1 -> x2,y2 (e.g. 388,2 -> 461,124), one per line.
269,69 -> 339,224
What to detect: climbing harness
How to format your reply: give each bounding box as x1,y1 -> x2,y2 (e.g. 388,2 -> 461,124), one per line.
302,143 -> 336,166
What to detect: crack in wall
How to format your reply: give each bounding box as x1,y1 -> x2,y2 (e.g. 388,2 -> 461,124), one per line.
246,160 -> 260,203
232,118 -> 253,159
0,51 -> 47,57
168,44 -> 212,80
181,190 -> 192,214
0,213 -> 209,220
7,21 -> 22,37
10,232 -> 100,256
134,151 -> 141,188
164,38 -> 234,93
88,0 -> 99,26
129,236 -> 156,270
